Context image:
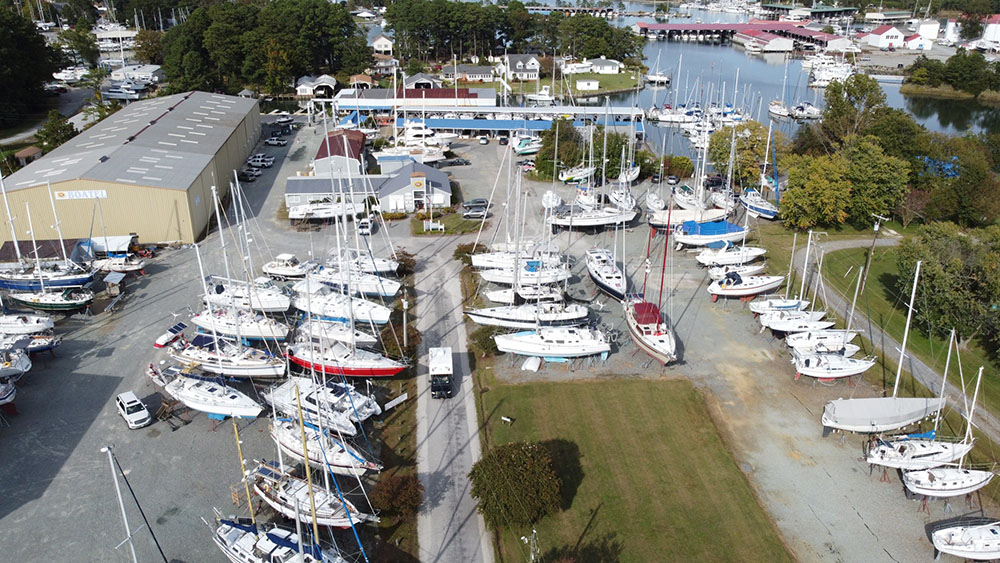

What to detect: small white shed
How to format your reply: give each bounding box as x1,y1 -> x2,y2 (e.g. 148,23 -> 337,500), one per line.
576,79 -> 599,91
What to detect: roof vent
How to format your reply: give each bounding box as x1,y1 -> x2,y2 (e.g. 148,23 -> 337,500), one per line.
99,155 -> 109,163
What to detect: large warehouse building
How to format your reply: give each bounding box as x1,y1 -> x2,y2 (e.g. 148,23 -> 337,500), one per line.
0,91 -> 260,245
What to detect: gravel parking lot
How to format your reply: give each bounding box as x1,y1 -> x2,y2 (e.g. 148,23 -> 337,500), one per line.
0,122 -> 972,562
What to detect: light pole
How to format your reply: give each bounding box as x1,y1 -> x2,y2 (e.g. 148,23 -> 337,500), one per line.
860,213 -> 888,296
101,446 -> 138,563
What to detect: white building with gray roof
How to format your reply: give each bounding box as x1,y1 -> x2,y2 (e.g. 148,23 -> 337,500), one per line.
284,162 -> 451,213
0,91 -> 260,244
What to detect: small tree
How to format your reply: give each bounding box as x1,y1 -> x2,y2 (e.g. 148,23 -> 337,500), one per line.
35,110 -> 78,150
469,442 -> 562,529
371,472 -> 424,519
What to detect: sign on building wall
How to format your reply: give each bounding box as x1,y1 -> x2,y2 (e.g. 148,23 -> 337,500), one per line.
54,190 -> 108,200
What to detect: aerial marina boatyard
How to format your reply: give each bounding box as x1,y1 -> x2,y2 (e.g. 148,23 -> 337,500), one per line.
6,1 -> 1000,562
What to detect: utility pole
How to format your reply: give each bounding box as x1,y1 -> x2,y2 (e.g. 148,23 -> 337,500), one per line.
860,213 -> 888,296
102,446 -> 138,563
521,528 -> 539,562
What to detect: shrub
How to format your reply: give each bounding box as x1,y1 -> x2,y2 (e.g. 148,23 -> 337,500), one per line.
382,212 -> 407,221
469,325 -> 501,357
453,242 -> 487,265
395,249 -> 416,276
469,442 -> 562,529
371,472 -> 424,519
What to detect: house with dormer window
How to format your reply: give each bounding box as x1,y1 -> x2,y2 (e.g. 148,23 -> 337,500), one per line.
496,54 -> 540,81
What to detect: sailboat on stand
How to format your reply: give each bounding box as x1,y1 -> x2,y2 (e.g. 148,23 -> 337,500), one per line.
625,203 -> 677,365
821,261 -> 947,434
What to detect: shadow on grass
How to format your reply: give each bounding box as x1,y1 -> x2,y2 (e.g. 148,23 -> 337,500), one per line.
368,519 -> 420,563
539,531 -> 624,563
877,271 -> 900,309
540,439 -> 584,511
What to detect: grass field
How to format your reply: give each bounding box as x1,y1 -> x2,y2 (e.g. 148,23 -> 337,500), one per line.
823,246 -> 1000,426
477,380 -> 792,563
411,212 -> 485,235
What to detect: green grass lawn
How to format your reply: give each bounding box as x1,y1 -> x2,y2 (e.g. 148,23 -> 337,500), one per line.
410,212 -> 486,235
478,380 -> 792,563
823,246 -> 1000,422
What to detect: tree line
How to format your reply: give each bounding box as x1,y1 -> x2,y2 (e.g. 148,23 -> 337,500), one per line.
156,0 -> 371,95
386,0 -> 644,65
906,50 -> 1000,96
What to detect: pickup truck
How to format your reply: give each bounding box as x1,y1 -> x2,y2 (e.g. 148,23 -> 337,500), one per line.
429,347 -> 453,399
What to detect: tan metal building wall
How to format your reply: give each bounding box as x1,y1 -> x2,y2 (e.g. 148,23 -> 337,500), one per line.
0,105 -> 262,246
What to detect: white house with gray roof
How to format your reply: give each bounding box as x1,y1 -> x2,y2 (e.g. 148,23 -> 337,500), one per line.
586,56 -> 624,75
496,54 -> 540,81
284,162 -> 451,213
441,64 -> 495,83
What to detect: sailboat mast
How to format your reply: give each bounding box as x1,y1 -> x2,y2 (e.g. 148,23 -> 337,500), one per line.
964,366 -> 984,444
798,231 -> 812,299
24,203 -> 44,292
210,185 -> 232,281
232,419 -> 256,525
294,386 -> 323,546
892,260 -> 922,397
932,329 -> 955,436
784,232 -> 797,300
45,182 -> 70,267
0,171 -> 22,263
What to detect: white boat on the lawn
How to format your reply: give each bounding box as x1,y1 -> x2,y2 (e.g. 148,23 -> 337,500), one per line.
204,276 -> 291,313
479,261 -> 571,286
191,309 -> 289,341
291,284 -> 392,325
707,272 -> 784,298
695,244 -> 766,266
271,419 -> 382,476
792,350 -> 876,379
154,365 -> 263,418
171,334 -> 285,378
768,319 -> 836,333
466,302 -> 588,329
484,285 -> 564,304
585,248 -> 627,300
558,165 -> 596,184
262,253 -> 317,280
295,318 -> 378,348
707,262 -> 766,281
213,518 -> 346,563
252,460 -> 376,528
931,520 -> 1000,560
494,327 -> 610,358
785,329 -> 858,349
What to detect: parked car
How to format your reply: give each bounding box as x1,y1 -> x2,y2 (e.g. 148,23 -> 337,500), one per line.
275,115 -> 294,124
498,136 -> 509,146
237,172 -> 257,182
247,158 -> 273,168
116,391 -> 151,429
651,173 -> 662,183
241,167 -> 262,177
705,175 -> 724,188
463,198 -> 489,209
357,217 -> 373,236
521,162 -> 536,172
462,207 -> 489,220
478,136 -> 489,145
249,153 -> 275,163
440,158 -> 471,167
264,137 -> 287,146
666,175 -> 679,185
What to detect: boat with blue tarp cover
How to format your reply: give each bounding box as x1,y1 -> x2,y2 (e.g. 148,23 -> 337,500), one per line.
673,219 -> 747,247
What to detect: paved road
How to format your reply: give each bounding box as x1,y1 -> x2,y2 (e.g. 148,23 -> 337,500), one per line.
0,87 -> 92,145
802,236 -> 1000,443
413,234 -> 493,563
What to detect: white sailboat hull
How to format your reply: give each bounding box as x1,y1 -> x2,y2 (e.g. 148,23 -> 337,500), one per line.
696,246 -> 766,266
932,521 -> 1000,560
867,439 -> 974,470
748,298 -> 809,314
465,303 -> 588,329
548,207 -> 637,229
494,328 -> 609,358
163,376 -> 263,418
903,467 -> 994,498
821,396 -> 947,433
707,275 -> 784,297
793,353 -> 876,379
649,207 -> 728,227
